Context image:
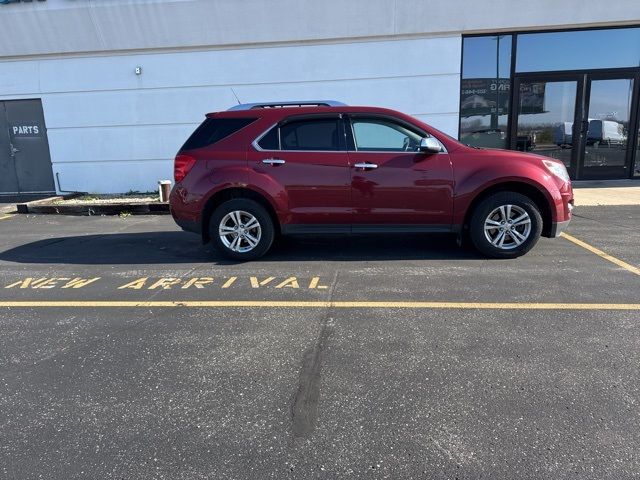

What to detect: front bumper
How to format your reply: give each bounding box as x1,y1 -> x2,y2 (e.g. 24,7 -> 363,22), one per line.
549,219 -> 571,238
549,190 -> 573,237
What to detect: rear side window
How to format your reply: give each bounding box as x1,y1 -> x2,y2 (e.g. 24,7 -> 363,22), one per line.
257,127 -> 279,150
181,117 -> 256,150
280,119 -> 340,151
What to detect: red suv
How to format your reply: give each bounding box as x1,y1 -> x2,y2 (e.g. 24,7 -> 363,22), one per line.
170,101 -> 573,260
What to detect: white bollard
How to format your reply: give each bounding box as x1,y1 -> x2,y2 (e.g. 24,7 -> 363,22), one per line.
158,180 -> 172,202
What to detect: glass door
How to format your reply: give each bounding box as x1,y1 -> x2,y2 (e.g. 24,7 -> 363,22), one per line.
513,72 -> 639,179
512,76 -> 582,178
581,74 -> 636,179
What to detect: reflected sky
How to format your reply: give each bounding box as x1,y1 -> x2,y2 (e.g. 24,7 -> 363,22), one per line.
588,79 -> 633,124
517,28 -> 640,72
518,79 -> 633,124
462,35 -> 512,79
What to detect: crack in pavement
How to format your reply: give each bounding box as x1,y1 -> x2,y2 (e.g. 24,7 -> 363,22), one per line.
289,272 -> 339,440
290,315 -> 334,439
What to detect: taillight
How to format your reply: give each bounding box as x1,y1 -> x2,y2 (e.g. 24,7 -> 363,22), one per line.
174,154 -> 196,183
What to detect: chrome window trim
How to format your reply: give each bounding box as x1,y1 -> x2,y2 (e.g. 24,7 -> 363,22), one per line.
252,123 -> 278,152
252,120 -> 346,153
251,116 -> 448,154
346,149 -> 449,154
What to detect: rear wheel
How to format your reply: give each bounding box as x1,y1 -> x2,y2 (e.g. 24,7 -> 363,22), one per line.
469,192 -> 543,259
209,199 -> 275,260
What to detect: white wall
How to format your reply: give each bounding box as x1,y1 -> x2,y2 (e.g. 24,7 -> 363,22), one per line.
0,0 -> 639,57
0,36 -> 462,193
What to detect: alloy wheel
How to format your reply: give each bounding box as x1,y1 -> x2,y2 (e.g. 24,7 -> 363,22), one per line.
483,204 -> 532,250
218,210 -> 262,253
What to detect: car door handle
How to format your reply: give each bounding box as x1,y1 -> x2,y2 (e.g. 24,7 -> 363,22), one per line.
354,162 -> 378,170
262,158 -> 286,166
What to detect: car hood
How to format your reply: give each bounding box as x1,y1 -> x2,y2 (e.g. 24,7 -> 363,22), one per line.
460,146 -> 553,166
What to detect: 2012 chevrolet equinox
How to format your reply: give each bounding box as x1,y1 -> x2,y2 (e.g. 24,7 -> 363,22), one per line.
170,101 -> 573,260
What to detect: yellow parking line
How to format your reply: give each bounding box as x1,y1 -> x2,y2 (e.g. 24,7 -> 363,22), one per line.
0,214 -> 15,221
561,232 -> 640,276
0,300 -> 639,310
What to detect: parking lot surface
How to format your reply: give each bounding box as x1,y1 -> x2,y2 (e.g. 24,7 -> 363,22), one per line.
0,206 -> 639,479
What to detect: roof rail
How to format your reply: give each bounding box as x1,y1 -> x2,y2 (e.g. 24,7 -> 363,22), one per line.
227,100 -> 347,111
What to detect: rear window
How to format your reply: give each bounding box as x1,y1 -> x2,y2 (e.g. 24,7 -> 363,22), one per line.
181,117 -> 257,150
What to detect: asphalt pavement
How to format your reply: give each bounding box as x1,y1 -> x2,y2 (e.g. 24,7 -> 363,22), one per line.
0,207 -> 639,479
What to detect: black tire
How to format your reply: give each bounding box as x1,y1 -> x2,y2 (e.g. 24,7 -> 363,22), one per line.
209,199 -> 275,260
469,192 -> 543,259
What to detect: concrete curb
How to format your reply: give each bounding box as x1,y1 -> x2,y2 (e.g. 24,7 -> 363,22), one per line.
16,193 -> 82,214
0,205 -> 17,214
16,195 -> 169,216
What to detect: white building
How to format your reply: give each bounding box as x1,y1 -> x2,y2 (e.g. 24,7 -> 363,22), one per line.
1,0 -> 639,196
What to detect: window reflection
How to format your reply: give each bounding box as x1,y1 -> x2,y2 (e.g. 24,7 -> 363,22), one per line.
515,81 -> 577,168
460,115 -> 509,149
517,28 -> 640,72
460,35 -> 512,149
583,79 -> 632,173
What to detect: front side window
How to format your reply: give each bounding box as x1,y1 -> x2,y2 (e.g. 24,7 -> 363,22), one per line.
351,118 -> 423,152
280,118 -> 340,151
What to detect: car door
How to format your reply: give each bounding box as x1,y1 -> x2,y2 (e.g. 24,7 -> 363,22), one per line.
247,114 -> 352,230
346,115 -> 454,228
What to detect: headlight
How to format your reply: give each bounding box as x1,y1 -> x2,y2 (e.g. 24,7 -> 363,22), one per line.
542,159 -> 570,182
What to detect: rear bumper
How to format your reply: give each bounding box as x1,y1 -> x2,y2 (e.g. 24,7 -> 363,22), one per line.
173,214 -> 201,235
169,186 -> 202,236
549,219 -> 571,238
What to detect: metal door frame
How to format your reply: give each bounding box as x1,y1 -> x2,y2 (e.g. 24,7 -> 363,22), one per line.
0,101 -> 20,195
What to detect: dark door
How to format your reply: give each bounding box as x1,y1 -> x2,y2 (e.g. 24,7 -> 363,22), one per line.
346,115 -> 454,228
248,115 -> 352,228
512,72 -> 639,180
0,99 -> 55,195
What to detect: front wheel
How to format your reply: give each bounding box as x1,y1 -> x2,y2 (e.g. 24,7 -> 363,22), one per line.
209,199 -> 275,260
469,192 -> 543,259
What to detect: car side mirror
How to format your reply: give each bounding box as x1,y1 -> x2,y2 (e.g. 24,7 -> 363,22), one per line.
419,137 -> 442,153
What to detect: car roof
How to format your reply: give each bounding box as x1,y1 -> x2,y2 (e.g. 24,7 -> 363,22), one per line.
208,105 -> 411,119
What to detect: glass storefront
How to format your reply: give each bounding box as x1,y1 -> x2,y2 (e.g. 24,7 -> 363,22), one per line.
460,27 -> 640,180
